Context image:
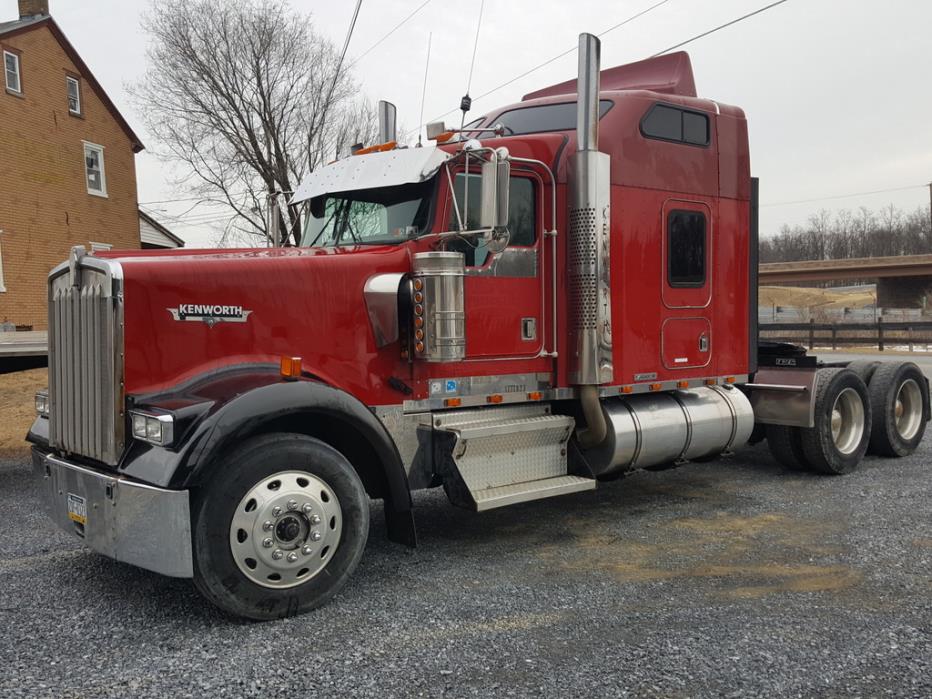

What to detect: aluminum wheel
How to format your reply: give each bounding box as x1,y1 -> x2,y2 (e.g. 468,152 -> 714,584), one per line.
830,387 -> 865,455
229,470 -> 342,589
894,378 -> 923,441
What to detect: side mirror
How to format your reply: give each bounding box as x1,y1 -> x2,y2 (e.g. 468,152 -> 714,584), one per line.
479,156 -> 510,231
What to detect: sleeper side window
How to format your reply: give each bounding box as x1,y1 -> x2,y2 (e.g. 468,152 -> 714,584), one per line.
667,210 -> 706,287
641,103 -> 710,147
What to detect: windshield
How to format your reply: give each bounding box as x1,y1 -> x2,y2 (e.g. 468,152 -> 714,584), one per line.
301,181 -> 434,247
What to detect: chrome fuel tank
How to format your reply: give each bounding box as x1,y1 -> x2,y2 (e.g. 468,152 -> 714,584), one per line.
582,385 -> 754,476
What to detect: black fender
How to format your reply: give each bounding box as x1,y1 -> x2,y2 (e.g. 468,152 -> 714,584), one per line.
123,367 -> 416,547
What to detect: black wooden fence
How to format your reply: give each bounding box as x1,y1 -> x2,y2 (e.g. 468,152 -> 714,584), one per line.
759,320 -> 932,352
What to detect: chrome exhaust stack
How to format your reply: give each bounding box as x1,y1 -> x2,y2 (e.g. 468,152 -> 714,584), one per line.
568,33 -> 612,388
570,33 -> 613,447
378,100 -> 397,143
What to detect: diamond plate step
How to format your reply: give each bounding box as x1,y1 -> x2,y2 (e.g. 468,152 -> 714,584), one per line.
473,475 -> 596,511
434,408 -> 595,511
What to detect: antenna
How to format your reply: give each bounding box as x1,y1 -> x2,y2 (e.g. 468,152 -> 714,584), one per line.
460,0 -> 485,129
417,32 -> 433,147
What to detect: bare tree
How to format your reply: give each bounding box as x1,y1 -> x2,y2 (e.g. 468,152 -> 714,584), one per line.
132,0 -> 377,246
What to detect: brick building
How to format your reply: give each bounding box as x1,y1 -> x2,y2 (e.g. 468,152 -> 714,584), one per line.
0,0 -> 144,330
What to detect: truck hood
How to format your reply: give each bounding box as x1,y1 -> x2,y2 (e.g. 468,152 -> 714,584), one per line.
105,245 -> 412,400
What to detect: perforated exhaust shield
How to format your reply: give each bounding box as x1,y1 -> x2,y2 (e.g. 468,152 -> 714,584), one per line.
567,151 -> 612,385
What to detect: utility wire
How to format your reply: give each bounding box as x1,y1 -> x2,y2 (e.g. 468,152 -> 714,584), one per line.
405,0 -> 672,138
347,0 -> 434,70
652,0 -> 790,56
761,184 -> 927,208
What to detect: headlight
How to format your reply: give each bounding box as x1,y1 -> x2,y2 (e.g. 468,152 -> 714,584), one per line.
129,410 -> 174,446
35,390 -> 49,417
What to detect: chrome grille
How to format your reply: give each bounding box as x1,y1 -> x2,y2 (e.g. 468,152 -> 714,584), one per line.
48,251 -> 124,465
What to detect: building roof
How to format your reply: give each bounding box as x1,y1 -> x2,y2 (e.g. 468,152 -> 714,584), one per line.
0,15 -> 145,152
139,209 -> 185,248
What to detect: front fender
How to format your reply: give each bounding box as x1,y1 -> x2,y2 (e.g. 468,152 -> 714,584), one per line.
122,366 -> 416,546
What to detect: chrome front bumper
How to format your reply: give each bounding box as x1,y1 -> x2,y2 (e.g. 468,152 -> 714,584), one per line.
32,448 -> 193,578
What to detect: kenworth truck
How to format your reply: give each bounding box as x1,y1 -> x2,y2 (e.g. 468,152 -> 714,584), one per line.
29,35 -> 929,619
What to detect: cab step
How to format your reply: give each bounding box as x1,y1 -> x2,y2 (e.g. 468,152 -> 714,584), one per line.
433,405 -> 596,511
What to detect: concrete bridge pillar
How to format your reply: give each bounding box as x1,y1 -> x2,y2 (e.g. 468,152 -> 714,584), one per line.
876,277 -> 932,309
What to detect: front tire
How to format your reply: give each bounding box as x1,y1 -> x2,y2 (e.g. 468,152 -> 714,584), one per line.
192,433 -> 369,620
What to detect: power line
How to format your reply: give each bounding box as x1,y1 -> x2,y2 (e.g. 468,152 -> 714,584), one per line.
761,184 -> 927,208
405,0 -> 673,138
651,0 -> 790,56
346,0 -> 434,70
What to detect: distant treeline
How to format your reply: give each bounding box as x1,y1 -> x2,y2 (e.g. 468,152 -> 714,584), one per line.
760,204 -> 932,263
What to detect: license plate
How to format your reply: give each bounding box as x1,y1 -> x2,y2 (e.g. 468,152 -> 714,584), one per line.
67,493 -> 87,525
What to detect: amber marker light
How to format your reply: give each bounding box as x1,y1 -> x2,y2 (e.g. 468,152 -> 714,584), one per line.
527,391 -> 543,401
413,292 -> 423,303
280,356 -> 302,380
725,376 -> 736,384
705,378 -> 717,386
415,329 -> 424,340
677,380 -> 689,389
415,341 -> 425,353
649,382 -> 662,391
444,398 -> 462,408
621,386 -> 634,394
414,317 -> 424,328
413,278 -> 423,291
414,304 -> 424,316
487,394 -> 504,404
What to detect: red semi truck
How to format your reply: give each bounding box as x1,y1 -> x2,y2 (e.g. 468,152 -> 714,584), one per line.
29,34 -> 929,619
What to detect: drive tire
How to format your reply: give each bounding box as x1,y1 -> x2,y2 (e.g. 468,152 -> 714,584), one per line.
799,368 -> 871,475
766,424 -> 810,471
845,360 -> 880,385
867,361 -> 928,457
192,433 -> 369,620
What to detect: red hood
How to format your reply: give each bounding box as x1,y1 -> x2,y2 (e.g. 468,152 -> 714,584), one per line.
107,245 -> 412,402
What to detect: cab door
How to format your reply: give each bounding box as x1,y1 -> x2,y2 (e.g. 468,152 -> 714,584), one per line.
660,200 -> 713,370
444,172 -> 544,359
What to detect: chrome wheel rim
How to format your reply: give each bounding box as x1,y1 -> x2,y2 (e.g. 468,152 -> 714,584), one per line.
894,378 -> 922,441
830,387 -> 865,455
229,470 -> 342,589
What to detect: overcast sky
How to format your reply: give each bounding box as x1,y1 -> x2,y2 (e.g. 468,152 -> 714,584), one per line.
3,0 -> 930,247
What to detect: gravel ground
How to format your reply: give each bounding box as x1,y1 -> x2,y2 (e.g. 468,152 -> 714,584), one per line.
1,438 -> 930,698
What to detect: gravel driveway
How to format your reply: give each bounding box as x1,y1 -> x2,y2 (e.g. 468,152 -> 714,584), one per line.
1,439 -> 930,698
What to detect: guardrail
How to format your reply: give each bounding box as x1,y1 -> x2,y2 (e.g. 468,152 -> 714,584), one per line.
760,320 -> 932,352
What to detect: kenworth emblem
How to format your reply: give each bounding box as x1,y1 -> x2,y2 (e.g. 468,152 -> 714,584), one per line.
167,304 -> 252,327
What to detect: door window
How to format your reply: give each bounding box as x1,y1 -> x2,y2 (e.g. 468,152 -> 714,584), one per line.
446,174 -> 536,267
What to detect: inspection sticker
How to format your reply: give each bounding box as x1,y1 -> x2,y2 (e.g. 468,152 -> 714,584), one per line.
67,493 -> 87,525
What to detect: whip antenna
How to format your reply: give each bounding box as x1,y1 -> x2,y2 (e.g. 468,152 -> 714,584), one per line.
460,0 -> 485,129
417,33 -> 433,147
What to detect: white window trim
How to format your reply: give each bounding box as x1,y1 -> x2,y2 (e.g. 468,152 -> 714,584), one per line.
89,241 -> 112,252
3,50 -> 21,94
66,75 -> 81,115
82,141 -> 108,198
0,230 -> 6,292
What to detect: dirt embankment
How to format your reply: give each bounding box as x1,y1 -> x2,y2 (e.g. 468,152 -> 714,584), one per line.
758,285 -> 876,310
0,368 -> 47,455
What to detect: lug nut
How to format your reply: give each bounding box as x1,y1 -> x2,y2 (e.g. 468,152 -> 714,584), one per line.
287,500 -> 298,511
262,520 -> 273,531
272,506 -> 282,517
302,503 -> 313,515
309,514 -> 321,525
262,537 -> 273,548
287,552 -> 299,563
310,531 -> 322,542
302,545 -> 313,555
271,549 -> 283,560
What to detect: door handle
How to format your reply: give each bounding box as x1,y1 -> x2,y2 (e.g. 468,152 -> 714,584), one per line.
699,334 -> 709,352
